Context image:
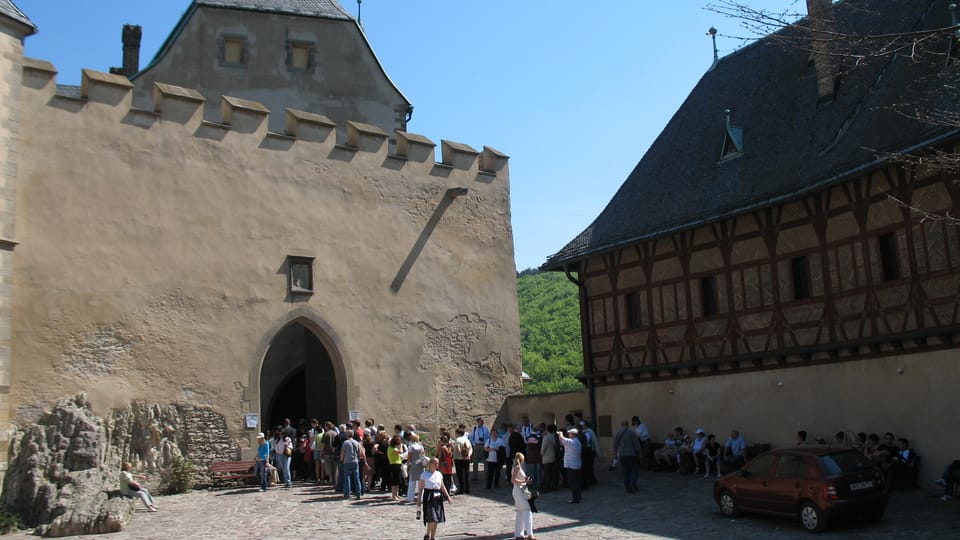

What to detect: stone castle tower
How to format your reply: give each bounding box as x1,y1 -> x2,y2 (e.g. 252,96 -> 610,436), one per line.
0,0 -> 522,478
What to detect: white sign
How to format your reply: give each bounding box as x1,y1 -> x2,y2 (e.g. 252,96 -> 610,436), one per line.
348,410 -> 360,421
245,413 -> 259,429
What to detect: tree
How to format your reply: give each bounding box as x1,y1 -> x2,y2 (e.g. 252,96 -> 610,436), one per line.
516,271 -> 584,394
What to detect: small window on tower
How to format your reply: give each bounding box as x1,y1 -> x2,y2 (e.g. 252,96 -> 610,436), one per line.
288,41 -> 315,71
287,255 -> 314,294
220,35 -> 247,66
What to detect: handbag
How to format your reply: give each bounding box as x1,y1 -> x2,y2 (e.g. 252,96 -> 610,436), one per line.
521,485 -> 536,500
128,481 -> 141,492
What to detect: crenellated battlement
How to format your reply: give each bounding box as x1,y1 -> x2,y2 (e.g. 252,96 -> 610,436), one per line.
20,61 -> 509,177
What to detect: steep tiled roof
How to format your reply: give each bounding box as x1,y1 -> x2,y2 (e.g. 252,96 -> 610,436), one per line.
0,0 -> 36,33
196,0 -> 352,20
544,0 -> 960,269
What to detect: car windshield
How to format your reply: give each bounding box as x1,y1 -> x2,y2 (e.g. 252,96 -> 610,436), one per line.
819,450 -> 874,476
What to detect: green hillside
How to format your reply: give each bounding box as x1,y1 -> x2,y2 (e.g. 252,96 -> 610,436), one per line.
517,269 -> 584,394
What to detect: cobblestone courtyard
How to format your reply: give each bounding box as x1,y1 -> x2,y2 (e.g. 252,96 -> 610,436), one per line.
12,469 -> 959,539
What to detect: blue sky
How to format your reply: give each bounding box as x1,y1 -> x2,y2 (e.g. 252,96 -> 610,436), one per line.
15,0 -> 803,271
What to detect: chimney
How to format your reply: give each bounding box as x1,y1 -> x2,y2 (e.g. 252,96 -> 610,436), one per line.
109,24 -> 142,78
806,0 -> 839,102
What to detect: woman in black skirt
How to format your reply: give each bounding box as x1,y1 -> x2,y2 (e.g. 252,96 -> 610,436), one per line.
416,457 -> 452,540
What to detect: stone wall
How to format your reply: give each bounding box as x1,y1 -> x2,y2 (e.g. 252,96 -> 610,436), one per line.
2,394 -> 236,536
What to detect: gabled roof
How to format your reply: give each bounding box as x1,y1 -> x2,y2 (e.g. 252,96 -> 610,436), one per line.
0,0 -> 36,34
195,0 -> 351,20
544,0 -> 960,270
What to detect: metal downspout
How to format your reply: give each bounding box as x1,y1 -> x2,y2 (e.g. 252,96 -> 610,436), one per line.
565,264 -> 597,428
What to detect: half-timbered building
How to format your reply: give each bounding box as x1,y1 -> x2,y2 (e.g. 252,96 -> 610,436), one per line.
542,0 -> 960,476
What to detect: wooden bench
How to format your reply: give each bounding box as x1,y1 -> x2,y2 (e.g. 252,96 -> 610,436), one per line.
209,460 -> 257,489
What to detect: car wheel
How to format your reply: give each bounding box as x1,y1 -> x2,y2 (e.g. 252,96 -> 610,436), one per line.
718,490 -> 739,517
800,501 -> 827,532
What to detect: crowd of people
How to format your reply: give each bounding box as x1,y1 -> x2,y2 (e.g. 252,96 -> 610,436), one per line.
244,413 -> 623,539
614,420 -> 749,489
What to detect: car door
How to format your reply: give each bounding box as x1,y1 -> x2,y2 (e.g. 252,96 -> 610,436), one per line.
735,454 -> 777,512
765,454 -> 808,516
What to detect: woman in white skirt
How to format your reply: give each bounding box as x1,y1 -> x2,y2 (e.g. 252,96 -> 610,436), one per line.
511,453 -> 537,540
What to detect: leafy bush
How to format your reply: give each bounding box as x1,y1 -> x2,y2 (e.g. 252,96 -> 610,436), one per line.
163,456 -> 195,494
0,508 -> 21,535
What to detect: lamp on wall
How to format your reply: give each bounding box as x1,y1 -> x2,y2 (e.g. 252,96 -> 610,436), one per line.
776,381 -> 784,387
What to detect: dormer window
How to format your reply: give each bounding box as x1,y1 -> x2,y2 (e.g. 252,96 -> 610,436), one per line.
719,108 -> 743,162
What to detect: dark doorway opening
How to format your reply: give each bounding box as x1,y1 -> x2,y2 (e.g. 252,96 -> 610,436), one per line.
260,322 -> 337,431
266,367 -> 306,430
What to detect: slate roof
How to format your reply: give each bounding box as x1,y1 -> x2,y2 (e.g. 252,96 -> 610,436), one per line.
0,0 -> 36,33
195,0 -> 352,20
543,0 -> 960,270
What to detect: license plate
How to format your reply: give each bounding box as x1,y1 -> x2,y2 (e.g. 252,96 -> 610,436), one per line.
850,480 -> 873,491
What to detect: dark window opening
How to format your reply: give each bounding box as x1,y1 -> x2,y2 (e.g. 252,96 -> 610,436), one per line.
791,256 -> 811,300
878,233 -> 900,281
288,255 -> 315,294
625,292 -> 642,329
720,134 -> 741,160
701,275 -> 718,316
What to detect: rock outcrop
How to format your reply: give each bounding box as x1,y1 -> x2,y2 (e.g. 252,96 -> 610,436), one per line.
1,395 -> 236,536
1,395 -> 132,536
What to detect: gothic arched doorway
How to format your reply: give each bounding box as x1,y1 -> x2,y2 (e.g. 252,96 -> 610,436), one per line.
260,322 -> 338,430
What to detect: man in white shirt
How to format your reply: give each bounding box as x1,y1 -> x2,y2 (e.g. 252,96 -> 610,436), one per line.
453,426 -> 473,494
723,429 -> 748,472
558,428 -> 582,503
519,418 -> 533,438
632,416 -> 651,468
470,418 -> 490,481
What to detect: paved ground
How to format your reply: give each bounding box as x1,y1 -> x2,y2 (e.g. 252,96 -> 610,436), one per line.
10,469 -> 960,539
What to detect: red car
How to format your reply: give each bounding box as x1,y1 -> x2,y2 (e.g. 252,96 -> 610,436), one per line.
713,447 -> 887,532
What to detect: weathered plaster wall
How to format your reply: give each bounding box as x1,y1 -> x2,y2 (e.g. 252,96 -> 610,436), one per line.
131,8 -> 408,138
11,66 -> 521,453
594,349 -> 958,484
504,349 -> 957,483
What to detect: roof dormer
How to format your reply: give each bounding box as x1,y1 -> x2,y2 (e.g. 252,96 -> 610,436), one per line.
719,109 -> 743,162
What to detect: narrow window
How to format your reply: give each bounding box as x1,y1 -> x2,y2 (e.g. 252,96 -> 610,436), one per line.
291,46 -> 310,69
700,275 -> 718,316
878,233 -> 900,281
288,255 -> 314,294
625,292 -> 642,329
791,256 -> 811,300
224,38 -> 244,64
287,41 -> 315,71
